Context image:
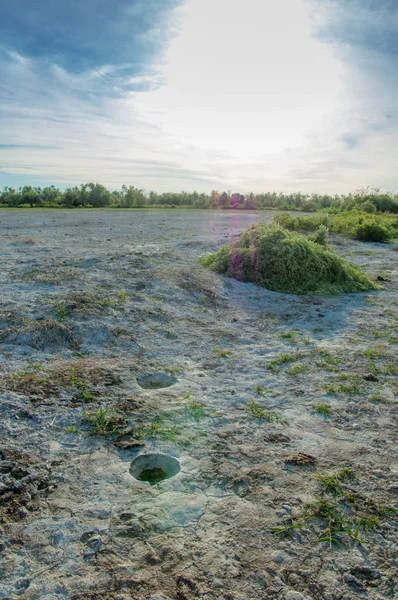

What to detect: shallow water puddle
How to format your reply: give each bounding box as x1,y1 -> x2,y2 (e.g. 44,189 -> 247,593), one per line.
130,453 -> 181,485
137,371 -> 177,389
137,467 -> 168,485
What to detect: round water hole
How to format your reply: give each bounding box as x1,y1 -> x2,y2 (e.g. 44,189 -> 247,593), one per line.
137,371 -> 177,389
130,453 -> 180,486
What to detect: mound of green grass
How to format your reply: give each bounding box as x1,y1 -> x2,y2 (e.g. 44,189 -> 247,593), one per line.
200,223 -> 378,295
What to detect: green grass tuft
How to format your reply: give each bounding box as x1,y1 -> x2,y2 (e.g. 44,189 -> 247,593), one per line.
312,402 -> 333,417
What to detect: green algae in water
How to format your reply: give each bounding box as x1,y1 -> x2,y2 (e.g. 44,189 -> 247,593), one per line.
137,467 -> 167,485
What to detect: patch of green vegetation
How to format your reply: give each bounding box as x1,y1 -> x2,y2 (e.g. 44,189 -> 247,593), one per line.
273,212 -> 331,232
353,219 -> 392,243
200,223 -> 378,295
273,210 -> 397,243
187,401 -> 206,420
213,347 -> 233,358
384,362 -> 398,375
53,300 -> 68,322
151,363 -> 183,375
184,395 -> 216,420
65,425 -> 79,434
136,416 -> 178,441
325,380 -> 362,396
368,329 -> 389,338
137,467 -> 167,486
101,296 -> 116,307
82,408 -> 124,436
287,363 -> 308,375
338,466 -> 358,481
280,330 -> 298,341
315,467 -> 357,496
244,400 -> 281,422
367,361 -> 379,375
315,360 -> 340,372
344,491 -> 397,518
355,515 -> 381,532
368,394 -> 391,404
315,472 -> 344,496
118,289 -> 127,302
269,521 -> 305,540
359,346 -> 390,359
68,368 -> 96,400
312,403 -> 333,417
269,353 -> 297,367
271,465 -> 395,549
11,369 -> 34,379
307,224 -> 329,246
255,384 -> 272,396
309,500 -> 350,548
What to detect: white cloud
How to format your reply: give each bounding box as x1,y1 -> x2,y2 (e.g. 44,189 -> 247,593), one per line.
1,0 -> 397,193
135,0 -> 346,157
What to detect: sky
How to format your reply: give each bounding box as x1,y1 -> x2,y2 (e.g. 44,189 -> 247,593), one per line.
0,0 -> 397,193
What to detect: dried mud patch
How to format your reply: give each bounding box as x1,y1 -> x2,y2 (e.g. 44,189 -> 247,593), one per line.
137,371 -> 177,389
19,265 -> 85,285
0,445 -> 55,521
2,318 -> 77,350
0,211 -> 397,600
170,266 -> 229,308
0,357 -> 125,401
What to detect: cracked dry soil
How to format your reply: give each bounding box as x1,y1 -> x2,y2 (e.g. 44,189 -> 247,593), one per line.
0,209 -> 397,600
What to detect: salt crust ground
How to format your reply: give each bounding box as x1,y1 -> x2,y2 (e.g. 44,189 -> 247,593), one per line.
0,210 -> 397,600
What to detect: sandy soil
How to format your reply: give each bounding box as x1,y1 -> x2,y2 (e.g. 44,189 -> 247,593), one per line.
0,209 -> 397,600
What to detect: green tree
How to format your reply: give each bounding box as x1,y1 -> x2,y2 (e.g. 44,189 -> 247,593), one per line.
121,185 -> 146,207
21,186 -> 40,207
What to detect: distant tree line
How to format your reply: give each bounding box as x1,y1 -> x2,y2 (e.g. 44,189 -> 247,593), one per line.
0,183 -> 397,213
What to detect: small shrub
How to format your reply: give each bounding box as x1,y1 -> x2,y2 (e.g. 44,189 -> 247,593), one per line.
245,400 -> 280,422
354,220 -> 391,243
66,425 -> 79,434
187,401 -> 205,419
315,472 -> 344,496
82,407 -> 125,436
68,368 -> 96,400
312,403 -> 332,416
361,200 -> 377,214
255,384 -> 272,396
53,301 -> 68,322
280,330 -> 298,340
213,347 -> 232,358
307,225 -> 329,246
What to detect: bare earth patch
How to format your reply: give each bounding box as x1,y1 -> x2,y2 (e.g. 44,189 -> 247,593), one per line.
0,210 -> 396,600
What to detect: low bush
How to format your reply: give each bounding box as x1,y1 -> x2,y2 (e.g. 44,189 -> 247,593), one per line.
274,210 -> 397,243
353,220 -> 392,243
308,224 -> 329,246
273,212 -> 330,232
200,223 -> 378,295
